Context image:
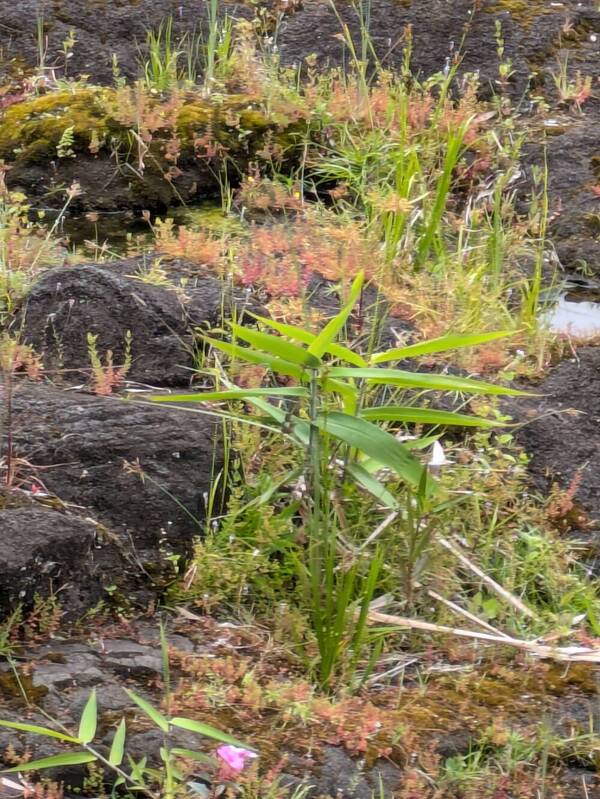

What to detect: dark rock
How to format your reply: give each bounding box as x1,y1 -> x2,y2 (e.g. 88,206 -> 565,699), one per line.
101,639 -> 164,678
17,257 -> 251,386
0,0 -> 252,85
10,381 -> 224,555
507,347 -> 600,553
0,506 -> 95,610
543,123 -> 600,273
276,0 -> 577,92
285,746 -> 402,799
0,0 -> 578,92
32,655 -> 105,691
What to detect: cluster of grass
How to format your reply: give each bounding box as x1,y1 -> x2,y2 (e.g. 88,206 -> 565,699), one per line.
0,2 -> 599,798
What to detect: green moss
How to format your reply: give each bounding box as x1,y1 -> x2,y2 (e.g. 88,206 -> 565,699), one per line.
0,89 -> 111,164
485,0 -> 557,26
0,669 -> 47,704
0,87 -> 303,169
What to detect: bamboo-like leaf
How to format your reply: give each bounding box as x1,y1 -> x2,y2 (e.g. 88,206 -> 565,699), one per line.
153,387 -> 308,403
0,720 -> 80,744
4,752 -> 97,772
358,435 -> 440,476
360,406 -> 499,428
251,314 -> 367,366
249,315 -> 312,342
77,689 -> 97,745
125,690 -> 169,732
108,719 -> 126,767
170,717 -> 254,750
328,367 -> 529,396
371,331 -> 513,364
308,271 -> 364,357
203,336 -> 304,380
346,463 -> 400,509
230,324 -> 321,368
171,748 -> 217,766
315,412 -> 425,487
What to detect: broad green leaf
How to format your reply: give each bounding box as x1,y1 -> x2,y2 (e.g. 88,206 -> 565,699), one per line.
109,718 -> 126,767
203,336 -> 304,381
328,367 -> 529,396
77,689 -> 97,744
318,376 -> 359,414
314,411 -> 426,487
360,406 -> 499,428
125,690 -> 169,733
153,387 -> 308,403
346,463 -> 400,509
0,719 -> 80,744
4,752 -> 97,772
230,324 -> 321,368
357,435 -> 441,477
251,314 -> 367,367
372,331 -> 513,364
308,271 -> 364,357
249,315 -> 312,342
170,717 -> 254,750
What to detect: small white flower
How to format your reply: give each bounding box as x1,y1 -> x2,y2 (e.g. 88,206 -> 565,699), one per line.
428,441 -> 451,468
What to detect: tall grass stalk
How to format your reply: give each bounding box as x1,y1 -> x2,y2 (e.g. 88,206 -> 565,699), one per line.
417,117 -> 470,264
202,0 -> 233,94
522,147 -> 549,327
143,17 -> 181,92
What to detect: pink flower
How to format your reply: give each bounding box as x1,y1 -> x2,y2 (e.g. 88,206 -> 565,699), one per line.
216,745 -> 258,773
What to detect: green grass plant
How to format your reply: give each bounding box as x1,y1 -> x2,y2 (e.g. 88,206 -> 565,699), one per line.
153,273 -> 527,687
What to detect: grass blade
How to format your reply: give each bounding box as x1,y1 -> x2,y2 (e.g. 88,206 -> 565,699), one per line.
170,717 -> 254,749
315,411 -> 425,487
360,406 -> 499,427
251,314 -> 367,366
0,720 -> 80,744
328,367 -> 530,396
372,331 -> 514,363
108,719 -> 126,767
230,323 -> 321,368
125,690 -> 169,733
308,271 -> 364,357
153,387 -> 308,403
203,336 -> 304,381
77,689 -> 97,745
4,752 -> 97,772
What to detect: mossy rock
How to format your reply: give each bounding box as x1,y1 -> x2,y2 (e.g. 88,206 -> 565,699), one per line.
0,87 -> 302,166
484,0 -> 561,27
0,89 -> 111,164
0,86 -> 305,210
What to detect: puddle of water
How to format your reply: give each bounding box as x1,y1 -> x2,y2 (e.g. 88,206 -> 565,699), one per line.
36,202 -> 236,256
545,291 -> 600,336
